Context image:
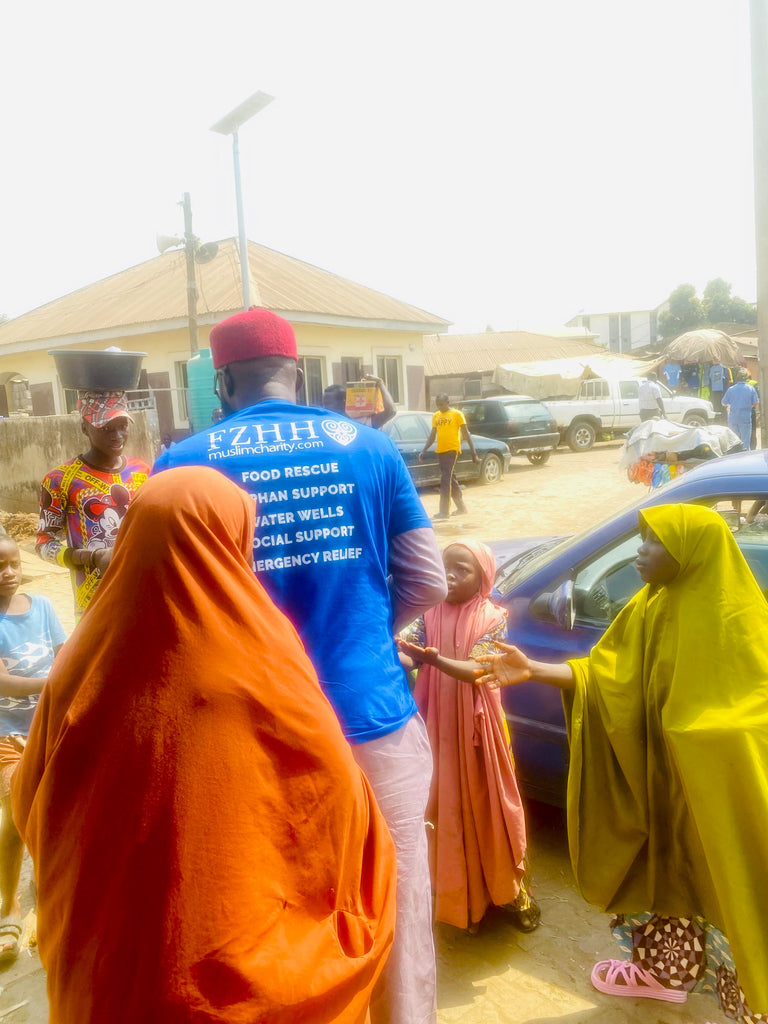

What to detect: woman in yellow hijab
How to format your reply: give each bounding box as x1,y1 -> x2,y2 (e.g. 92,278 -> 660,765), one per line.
476,503 -> 768,1020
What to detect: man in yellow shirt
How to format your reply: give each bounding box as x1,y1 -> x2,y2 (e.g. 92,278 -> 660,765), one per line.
419,393 -> 478,519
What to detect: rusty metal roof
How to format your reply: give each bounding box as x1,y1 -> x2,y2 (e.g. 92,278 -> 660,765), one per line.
424,331 -> 607,377
0,239 -> 450,350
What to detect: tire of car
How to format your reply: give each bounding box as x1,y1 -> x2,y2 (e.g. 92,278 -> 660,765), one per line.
683,412 -> 708,427
526,451 -> 551,466
478,453 -> 503,484
566,420 -> 597,452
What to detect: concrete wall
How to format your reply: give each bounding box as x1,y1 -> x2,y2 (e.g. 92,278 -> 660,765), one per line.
0,410 -> 158,514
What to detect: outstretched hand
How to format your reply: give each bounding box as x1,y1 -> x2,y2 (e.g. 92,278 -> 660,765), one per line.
474,641 -> 532,688
396,638 -> 438,666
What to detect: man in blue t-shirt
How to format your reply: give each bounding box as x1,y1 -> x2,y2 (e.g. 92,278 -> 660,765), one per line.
722,368 -> 760,450
154,308 -> 447,1024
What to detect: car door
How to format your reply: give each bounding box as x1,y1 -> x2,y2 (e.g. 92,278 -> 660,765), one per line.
386,414 -> 437,486
581,378 -> 616,427
617,379 -> 640,427
658,381 -> 683,419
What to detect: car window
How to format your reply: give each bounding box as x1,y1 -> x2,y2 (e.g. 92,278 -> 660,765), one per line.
572,497 -> 768,625
573,532 -> 642,624
497,491 -> 768,602
709,499 -> 768,593
502,401 -> 552,423
582,379 -> 609,400
460,403 -> 488,425
391,415 -> 429,442
619,380 -> 639,400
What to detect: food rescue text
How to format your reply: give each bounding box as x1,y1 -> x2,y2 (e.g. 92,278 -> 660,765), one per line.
243,458 -> 361,570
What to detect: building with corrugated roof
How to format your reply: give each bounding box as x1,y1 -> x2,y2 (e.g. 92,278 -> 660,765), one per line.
0,239 -> 450,433
423,328 -> 605,403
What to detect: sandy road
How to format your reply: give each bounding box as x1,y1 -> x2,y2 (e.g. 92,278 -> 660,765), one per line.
421,438 -> 640,544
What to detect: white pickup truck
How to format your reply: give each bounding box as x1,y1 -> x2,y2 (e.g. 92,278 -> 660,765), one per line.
545,377 -> 715,451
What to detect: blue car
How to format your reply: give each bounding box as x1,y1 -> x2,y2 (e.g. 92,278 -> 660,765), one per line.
494,450 -> 768,806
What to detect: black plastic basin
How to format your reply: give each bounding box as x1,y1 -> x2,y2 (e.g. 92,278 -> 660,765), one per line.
50,349 -> 147,391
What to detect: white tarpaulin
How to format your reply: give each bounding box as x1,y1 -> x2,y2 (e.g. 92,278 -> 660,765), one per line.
619,418 -> 742,468
493,353 -> 654,400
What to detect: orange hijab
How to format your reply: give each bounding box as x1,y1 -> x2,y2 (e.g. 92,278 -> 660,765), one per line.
12,467 -> 395,1024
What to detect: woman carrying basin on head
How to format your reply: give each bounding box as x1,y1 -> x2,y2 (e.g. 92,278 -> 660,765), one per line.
475,503 -> 768,1020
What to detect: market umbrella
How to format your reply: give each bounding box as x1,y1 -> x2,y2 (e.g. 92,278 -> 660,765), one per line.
660,329 -> 740,366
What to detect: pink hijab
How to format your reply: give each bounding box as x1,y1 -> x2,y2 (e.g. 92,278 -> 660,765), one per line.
415,539 -> 527,929
423,539 -> 505,661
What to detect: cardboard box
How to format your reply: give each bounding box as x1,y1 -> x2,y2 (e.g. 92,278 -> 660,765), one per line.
345,381 -> 385,418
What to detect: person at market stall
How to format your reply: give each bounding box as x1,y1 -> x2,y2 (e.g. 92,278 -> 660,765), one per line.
36,391 -> 149,619
722,368 -> 759,451
474,503 -> 768,1020
419,393 -> 478,519
637,373 -> 665,421
397,539 -> 539,937
13,467 -> 397,1024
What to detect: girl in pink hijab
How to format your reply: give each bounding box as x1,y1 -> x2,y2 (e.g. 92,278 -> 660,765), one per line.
398,539 -> 538,934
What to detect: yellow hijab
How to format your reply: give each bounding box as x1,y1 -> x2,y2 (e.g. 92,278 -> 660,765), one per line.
565,503 -> 768,1011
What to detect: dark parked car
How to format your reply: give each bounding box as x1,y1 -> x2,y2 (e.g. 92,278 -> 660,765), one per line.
456,396 -> 560,465
492,450 -> 768,806
382,411 -> 511,486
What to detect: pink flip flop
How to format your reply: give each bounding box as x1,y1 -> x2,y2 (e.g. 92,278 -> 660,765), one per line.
590,959 -> 688,1003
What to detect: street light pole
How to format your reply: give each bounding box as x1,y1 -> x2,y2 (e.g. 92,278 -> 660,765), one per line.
211,90 -> 275,310
231,131 -> 250,308
181,192 -> 199,354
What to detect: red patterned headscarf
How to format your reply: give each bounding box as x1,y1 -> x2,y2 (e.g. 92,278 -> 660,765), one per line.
77,391 -> 133,427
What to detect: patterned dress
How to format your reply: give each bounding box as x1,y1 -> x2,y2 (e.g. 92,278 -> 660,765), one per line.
36,455 -> 149,617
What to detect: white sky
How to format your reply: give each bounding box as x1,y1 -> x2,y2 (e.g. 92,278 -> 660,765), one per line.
0,0 -> 757,333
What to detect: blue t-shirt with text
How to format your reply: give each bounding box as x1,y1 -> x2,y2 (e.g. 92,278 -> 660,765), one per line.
0,594 -> 66,736
154,401 -> 431,743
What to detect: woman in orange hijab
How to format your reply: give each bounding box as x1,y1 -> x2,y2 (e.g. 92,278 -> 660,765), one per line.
12,467 -> 395,1024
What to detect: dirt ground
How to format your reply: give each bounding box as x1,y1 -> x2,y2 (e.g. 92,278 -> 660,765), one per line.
0,442 -> 726,1023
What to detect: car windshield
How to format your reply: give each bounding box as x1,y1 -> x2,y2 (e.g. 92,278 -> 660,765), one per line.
496,483 -> 768,598
384,414 -> 429,442
495,487 -> 665,596
502,401 -> 552,423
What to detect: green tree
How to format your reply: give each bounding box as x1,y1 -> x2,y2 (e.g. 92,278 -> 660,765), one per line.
659,280 -> 757,340
725,294 -> 757,324
702,278 -> 735,323
701,278 -> 757,325
659,284 -> 704,340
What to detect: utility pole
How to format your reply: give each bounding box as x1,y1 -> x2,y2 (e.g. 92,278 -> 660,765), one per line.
181,192 -> 199,355
750,0 -> 768,438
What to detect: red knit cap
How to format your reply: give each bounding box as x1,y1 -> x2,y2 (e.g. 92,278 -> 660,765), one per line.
210,308 -> 297,368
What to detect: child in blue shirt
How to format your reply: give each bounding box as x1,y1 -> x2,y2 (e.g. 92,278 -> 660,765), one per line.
0,534 -> 66,962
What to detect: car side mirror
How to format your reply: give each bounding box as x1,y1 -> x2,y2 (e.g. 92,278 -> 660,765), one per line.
530,580 -> 575,631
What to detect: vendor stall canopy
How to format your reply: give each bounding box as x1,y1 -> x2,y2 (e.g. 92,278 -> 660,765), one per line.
660,329 -> 741,367
493,353 -> 654,401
